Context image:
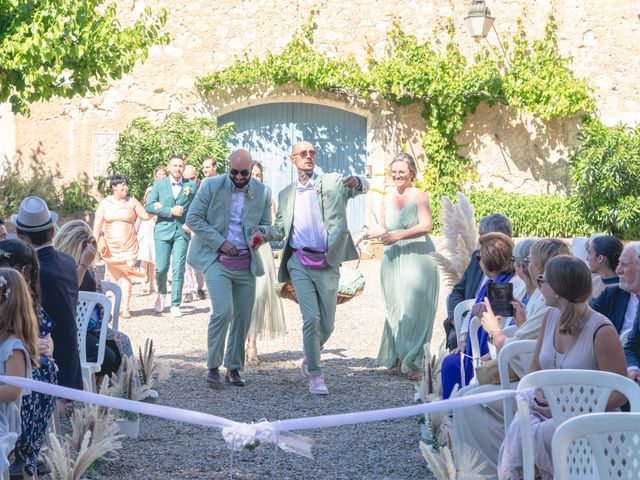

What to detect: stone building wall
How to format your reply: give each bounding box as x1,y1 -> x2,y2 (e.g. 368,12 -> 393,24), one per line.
8,0 -> 640,197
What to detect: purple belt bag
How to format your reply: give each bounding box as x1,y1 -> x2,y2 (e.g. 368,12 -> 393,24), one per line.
218,249 -> 251,270
295,247 -> 329,269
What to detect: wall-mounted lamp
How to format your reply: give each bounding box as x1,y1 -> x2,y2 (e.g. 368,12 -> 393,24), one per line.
464,0 -> 495,39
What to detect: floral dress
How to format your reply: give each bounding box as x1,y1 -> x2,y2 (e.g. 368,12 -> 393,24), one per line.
13,306 -> 58,476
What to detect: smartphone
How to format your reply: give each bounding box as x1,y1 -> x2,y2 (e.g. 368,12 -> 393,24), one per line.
487,282 -> 514,317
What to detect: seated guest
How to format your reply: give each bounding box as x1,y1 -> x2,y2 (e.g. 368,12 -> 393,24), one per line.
621,243 -> 640,382
443,214 -> 514,351
441,232 -> 516,399
53,220 -> 135,380
0,239 -> 57,477
592,242 -> 638,334
497,255 -> 628,480
586,235 -> 623,298
0,218 -> 7,241
452,238 -> 570,478
13,196 -> 83,391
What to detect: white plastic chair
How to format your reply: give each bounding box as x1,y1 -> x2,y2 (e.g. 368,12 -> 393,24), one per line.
620,328 -> 631,347
498,339 -> 536,433
101,280 -> 122,330
516,369 -> 640,480
453,299 -> 475,344
76,291 -> 112,393
552,412 -> 640,480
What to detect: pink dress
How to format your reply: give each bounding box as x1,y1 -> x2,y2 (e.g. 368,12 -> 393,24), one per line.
98,197 -> 143,280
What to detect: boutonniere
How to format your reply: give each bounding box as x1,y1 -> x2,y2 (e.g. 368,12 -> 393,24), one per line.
182,185 -> 193,196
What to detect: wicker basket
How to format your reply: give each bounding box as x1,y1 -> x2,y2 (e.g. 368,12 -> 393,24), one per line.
277,279 -> 364,305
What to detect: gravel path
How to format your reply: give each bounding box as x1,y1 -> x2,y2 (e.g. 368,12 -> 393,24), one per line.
94,255 -> 447,480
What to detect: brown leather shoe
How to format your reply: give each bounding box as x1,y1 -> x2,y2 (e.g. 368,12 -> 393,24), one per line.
225,369 -> 246,387
206,368 -> 223,389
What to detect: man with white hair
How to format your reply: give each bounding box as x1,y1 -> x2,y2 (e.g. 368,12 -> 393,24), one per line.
619,242 -> 640,381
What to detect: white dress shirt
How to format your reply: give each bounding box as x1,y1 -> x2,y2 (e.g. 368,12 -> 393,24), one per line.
290,174 -> 328,251
226,191 -> 248,250
171,177 -> 183,199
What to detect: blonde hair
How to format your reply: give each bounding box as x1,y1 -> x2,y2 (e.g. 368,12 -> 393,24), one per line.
0,267 -> 40,367
53,220 -> 95,264
545,255 -> 592,334
530,238 -> 571,273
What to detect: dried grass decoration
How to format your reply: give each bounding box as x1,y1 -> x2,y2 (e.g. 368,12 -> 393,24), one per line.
101,358 -> 150,421
137,338 -> 171,391
429,193 -> 478,288
44,403 -> 123,480
276,265 -> 365,305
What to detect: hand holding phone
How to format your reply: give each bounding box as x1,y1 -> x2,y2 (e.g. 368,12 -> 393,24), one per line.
487,282 -> 514,317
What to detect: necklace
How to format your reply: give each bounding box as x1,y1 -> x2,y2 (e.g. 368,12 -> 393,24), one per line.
553,304 -> 590,369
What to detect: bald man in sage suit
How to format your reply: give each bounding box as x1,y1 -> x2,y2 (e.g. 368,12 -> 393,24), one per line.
252,140 -> 369,395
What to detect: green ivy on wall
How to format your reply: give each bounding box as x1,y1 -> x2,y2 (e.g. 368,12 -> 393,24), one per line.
197,14 -> 593,202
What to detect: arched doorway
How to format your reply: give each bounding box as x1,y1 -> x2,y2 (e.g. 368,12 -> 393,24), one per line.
218,102 -> 367,234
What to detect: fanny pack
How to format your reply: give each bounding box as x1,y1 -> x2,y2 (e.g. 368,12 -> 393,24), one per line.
295,247 -> 329,269
218,249 -> 251,270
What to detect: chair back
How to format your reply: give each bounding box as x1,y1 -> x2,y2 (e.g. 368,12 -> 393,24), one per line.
76,291 -> 112,367
101,280 -> 122,330
552,412 -> 640,480
620,328 -> 631,348
498,339 -> 536,433
516,369 -> 640,480
453,299 -> 475,343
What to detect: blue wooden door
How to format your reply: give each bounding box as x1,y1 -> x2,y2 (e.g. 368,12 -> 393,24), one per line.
218,102 -> 367,235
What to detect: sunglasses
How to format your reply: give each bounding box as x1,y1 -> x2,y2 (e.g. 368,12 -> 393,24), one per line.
293,149 -> 317,160
229,169 -> 250,177
536,275 -> 547,287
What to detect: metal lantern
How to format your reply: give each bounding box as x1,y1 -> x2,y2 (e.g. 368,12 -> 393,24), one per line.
464,0 -> 495,39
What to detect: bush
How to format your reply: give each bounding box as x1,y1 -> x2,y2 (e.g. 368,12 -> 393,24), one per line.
108,113 -> 235,200
0,161 -> 97,219
569,118 -> 640,239
454,189 -> 592,238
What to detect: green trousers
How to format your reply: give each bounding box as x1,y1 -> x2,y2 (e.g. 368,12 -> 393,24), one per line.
287,254 -> 340,377
205,259 -> 256,370
155,235 -> 190,307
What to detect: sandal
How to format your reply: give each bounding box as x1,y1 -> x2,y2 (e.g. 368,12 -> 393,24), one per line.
407,368 -> 423,381
245,347 -> 260,366
388,358 -> 401,375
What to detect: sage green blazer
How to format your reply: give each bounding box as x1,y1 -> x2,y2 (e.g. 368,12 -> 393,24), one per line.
145,176 -> 197,241
186,175 -> 273,276
267,172 -> 369,282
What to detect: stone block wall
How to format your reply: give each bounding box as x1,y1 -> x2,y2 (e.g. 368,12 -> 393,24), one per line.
7,0 -> 640,197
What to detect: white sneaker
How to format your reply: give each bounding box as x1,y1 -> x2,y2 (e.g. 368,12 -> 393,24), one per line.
154,294 -> 166,313
170,306 -> 182,317
309,375 -> 329,395
183,292 -> 193,303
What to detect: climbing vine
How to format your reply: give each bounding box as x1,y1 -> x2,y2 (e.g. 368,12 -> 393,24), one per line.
197,14 -> 593,201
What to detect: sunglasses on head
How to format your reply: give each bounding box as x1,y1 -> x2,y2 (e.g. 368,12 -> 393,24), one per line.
294,149 -> 317,160
229,169 -> 250,177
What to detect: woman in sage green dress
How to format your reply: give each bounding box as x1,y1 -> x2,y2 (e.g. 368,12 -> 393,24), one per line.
355,152 -> 439,380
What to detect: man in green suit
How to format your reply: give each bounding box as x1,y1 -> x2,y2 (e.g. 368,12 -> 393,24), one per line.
145,155 -> 198,317
253,140 -> 369,395
187,149 -> 273,388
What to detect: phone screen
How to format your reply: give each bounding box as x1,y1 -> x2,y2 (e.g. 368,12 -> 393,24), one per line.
487,282 -> 514,317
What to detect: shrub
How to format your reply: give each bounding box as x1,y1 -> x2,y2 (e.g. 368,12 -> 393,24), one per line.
569,118 -> 640,239
108,113 -> 235,200
463,189 -> 591,238
59,173 -> 98,214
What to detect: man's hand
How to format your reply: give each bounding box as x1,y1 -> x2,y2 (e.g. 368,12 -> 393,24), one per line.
182,224 -> 192,234
80,242 -> 97,266
153,202 -> 163,210
220,241 -> 238,256
342,176 -> 361,189
249,227 -> 266,249
628,369 -> 640,383
471,302 -> 487,319
171,205 -> 185,217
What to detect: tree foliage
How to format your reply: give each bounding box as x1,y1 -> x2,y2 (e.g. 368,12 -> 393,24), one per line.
0,0 -> 168,114
569,118 -> 640,239
108,113 -> 235,200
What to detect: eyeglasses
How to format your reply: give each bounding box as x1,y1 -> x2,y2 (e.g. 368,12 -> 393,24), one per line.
536,275 -> 547,287
293,149 -> 317,160
523,256 -> 532,266
229,169 -> 250,177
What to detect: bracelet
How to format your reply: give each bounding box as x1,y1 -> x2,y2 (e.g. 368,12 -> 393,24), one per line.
488,328 -> 502,341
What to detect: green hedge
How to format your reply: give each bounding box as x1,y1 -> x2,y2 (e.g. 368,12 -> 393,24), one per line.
431,189 -> 593,238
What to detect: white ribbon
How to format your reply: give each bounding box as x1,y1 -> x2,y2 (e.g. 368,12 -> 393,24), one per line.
0,375 -> 515,459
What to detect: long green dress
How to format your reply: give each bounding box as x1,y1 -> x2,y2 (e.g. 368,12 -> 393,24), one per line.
378,198 -> 440,373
